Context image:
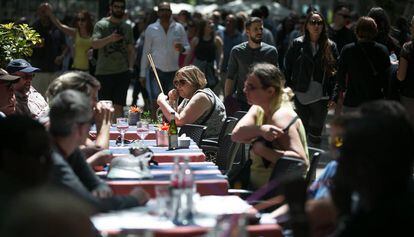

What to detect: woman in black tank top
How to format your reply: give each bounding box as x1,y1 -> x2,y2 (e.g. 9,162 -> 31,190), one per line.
185,18 -> 223,88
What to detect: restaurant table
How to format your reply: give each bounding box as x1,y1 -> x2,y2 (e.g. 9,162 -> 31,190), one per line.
90,125 -> 157,140
108,139 -> 206,163
100,162 -> 228,197
92,196 -> 283,237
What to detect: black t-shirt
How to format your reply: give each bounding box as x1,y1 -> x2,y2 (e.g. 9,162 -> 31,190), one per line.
337,41 -> 391,107
328,26 -> 356,54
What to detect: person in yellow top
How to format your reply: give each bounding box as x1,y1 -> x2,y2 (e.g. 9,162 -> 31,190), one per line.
232,63 -> 309,190
44,4 -> 92,71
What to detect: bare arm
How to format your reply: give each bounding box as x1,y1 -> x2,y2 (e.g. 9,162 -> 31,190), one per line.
157,92 -> 210,126
215,36 -> 223,72
44,3 -> 76,37
184,37 -> 198,66
91,32 -> 123,49
397,57 -> 408,81
127,43 -> 135,70
231,106 -> 283,143
224,79 -> 235,98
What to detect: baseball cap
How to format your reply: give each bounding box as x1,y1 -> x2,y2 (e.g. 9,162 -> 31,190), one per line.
0,68 -> 20,81
6,59 -> 40,74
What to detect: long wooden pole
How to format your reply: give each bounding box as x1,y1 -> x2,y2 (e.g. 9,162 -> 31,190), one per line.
147,54 -> 164,94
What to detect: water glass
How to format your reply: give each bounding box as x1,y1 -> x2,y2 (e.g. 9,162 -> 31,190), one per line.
137,121 -> 150,140
116,118 -> 129,147
99,100 -> 113,108
155,185 -> 171,219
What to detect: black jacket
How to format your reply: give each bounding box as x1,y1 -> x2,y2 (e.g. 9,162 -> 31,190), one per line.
334,41 -> 390,106
284,36 -> 339,100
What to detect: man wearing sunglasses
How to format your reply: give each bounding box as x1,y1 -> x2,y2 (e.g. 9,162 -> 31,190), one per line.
92,0 -> 135,119
328,5 -> 356,53
6,59 -> 48,120
0,69 -> 20,118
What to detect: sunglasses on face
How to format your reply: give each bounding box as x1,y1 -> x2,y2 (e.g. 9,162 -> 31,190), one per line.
77,17 -> 86,22
309,20 -> 324,26
173,79 -> 187,87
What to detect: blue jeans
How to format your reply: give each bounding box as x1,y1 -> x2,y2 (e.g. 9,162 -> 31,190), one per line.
147,68 -> 176,99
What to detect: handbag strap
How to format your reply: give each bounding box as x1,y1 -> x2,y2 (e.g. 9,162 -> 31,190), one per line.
357,42 -> 378,76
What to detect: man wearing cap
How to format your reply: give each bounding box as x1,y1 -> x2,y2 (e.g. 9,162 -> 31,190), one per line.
140,2 -> 190,112
6,59 -> 49,119
0,69 -> 20,118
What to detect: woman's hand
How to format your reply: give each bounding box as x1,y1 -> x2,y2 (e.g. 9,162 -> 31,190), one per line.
260,124 -> 284,141
168,89 -> 178,102
157,93 -> 168,104
168,89 -> 178,108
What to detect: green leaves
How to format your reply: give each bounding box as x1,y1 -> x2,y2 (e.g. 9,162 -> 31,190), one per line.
0,23 -> 42,68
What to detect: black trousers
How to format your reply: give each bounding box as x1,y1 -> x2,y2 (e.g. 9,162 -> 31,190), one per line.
294,98 -> 328,142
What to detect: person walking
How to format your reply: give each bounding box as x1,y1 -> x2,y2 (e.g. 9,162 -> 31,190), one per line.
140,2 -> 189,114
91,0 -> 135,118
335,17 -> 390,113
225,17 -> 278,113
285,11 -> 338,144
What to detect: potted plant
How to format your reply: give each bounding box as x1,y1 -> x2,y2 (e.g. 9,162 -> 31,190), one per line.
0,23 -> 42,68
128,105 -> 142,125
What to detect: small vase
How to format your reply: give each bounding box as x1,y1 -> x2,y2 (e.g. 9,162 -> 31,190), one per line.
128,112 -> 140,125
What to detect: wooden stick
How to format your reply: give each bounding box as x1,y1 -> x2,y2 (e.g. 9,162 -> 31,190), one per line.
147,54 -> 164,94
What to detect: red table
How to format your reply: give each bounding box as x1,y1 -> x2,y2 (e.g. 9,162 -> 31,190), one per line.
154,224 -> 283,237
101,224 -> 283,237
102,162 -> 228,197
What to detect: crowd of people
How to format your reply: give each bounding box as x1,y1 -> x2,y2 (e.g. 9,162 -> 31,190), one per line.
0,0 -> 414,236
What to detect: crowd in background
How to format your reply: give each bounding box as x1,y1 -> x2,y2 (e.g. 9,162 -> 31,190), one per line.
0,0 -> 414,236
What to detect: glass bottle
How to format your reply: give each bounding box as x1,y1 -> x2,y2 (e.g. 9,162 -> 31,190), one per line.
168,112 -> 178,150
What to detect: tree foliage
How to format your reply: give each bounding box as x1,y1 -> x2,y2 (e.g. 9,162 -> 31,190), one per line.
0,23 -> 42,68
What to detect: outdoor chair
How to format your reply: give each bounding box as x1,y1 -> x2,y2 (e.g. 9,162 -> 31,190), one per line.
179,124 -> 207,146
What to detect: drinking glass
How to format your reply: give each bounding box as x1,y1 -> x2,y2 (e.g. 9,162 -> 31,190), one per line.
136,121 -> 150,140
99,100 -> 113,108
155,185 -> 171,219
116,118 -> 129,147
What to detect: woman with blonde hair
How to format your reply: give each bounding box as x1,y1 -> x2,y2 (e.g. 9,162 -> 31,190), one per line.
157,65 -> 226,138
232,63 -> 308,190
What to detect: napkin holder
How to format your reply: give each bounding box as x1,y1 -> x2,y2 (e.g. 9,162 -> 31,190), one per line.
107,148 -> 153,179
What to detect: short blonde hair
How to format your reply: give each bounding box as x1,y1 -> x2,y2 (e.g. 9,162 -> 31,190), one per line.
175,65 -> 207,89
